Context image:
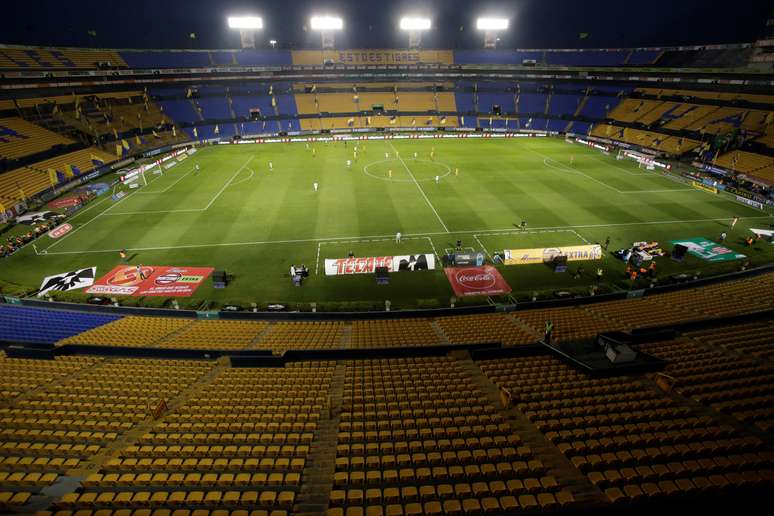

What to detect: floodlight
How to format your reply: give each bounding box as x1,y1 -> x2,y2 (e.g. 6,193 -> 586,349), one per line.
476,17 -> 509,31
227,16 -> 264,30
310,16 -> 343,31
400,17 -> 431,31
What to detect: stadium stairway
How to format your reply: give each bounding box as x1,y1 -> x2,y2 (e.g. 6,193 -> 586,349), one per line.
456,350 -> 603,509
294,362 -> 346,515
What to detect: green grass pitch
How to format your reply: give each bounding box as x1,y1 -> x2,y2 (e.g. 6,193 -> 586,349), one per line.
2,136 -> 772,309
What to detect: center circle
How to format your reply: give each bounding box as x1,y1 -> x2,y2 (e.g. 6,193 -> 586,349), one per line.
362,158 -> 452,183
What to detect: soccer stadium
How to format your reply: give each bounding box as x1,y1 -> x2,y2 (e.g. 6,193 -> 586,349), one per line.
0,0 -> 773,513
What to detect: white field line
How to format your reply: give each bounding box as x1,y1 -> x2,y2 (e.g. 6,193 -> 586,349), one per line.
534,144 -> 696,194
136,166 -> 195,194
100,156 -> 254,216
37,215 -> 772,256
472,235 -> 491,259
388,141 -> 450,233
588,154 -> 650,176
228,167 -> 255,187
41,174 -> 161,253
315,242 -> 322,276
204,156 -> 254,210
570,229 -> 591,244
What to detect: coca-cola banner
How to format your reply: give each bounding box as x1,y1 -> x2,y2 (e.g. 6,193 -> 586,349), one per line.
444,266 -> 512,297
324,254 -> 436,276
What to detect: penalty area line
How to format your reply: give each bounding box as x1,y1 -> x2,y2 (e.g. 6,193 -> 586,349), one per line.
38,215 -> 772,256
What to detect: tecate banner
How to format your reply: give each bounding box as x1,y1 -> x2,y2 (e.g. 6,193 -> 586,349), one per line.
325,254 -> 435,276
503,245 -> 603,266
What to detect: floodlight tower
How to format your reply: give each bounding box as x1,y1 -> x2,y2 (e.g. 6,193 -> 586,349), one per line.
310,16 -> 343,49
476,17 -> 508,48
227,16 -> 263,49
400,17 -> 431,49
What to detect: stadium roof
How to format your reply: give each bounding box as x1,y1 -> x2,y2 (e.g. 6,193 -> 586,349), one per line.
2,0 -> 772,50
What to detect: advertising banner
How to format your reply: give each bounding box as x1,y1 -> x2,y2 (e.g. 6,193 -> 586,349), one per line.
669,237 -> 746,262
735,195 -> 765,210
47,196 -> 82,209
47,223 -> 73,239
38,267 -> 96,297
503,245 -> 603,266
324,254 -> 435,276
87,265 -> 214,296
691,181 -> 718,194
444,266 -> 512,297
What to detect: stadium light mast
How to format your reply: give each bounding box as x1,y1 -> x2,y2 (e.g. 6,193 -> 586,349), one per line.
400,16 -> 431,49
310,15 -> 343,49
227,16 -> 263,49
476,17 -> 508,48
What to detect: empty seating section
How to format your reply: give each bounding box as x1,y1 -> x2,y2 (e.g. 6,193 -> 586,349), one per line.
350,320 -> 440,348
159,320 -> 268,350
256,322 -> 345,352
0,48 -> 126,69
64,363 -> 331,512
638,88 -> 774,105
330,357 -> 575,515
57,316 -> 193,348
480,354 -> 774,505
512,307 -> 616,344
0,305 -> 121,344
589,124 -> 700,154
714,150 -> 774,176
640,336 -> 774,434
0,354 -> 94,402
0,118 -> 72,159
684,321 -> 774,360
1,357 -> 209,510
436,313 -> 537,346
582,297 -> 705,329
0,147 -> 116,203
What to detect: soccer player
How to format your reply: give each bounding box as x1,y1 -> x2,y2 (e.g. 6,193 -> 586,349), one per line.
137,264 -> 147,280
414,152 -> 418,159
346,159 -> 351,168
435,175 -> 440,184
719,231 -> 727,242
388,170 -> 392,178
570,155 -> 575,166
731,216 -> 738,229
396,232 -> 401,243
313,182 -> 319,192
455,167 -> 459,177
312,148 -> 317,157
520,220 -> 527,231
604,236 -> 610,250
268,161 -> 273,171
194,164 -> 200,174
119,249 -> 128,263
385,152 -> 389,159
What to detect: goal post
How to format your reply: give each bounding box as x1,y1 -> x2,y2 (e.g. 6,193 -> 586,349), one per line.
111,167 -> 148,200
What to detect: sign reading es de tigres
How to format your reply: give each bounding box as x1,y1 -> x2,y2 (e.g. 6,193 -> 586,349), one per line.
292,49 -> 453,66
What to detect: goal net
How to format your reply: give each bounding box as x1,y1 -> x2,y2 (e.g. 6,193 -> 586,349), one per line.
111,167 -> 148,200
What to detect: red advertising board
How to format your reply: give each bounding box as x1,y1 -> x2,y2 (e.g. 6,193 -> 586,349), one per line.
86,265 -> 214,297
47,197 -> 82,209
444,266 -> 512,297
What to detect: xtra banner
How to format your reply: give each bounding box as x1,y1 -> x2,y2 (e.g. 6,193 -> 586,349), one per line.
691,181 -> 718,194
445,266 -> 512,297
86,265 -> 214,296
325,254 -> 435,276
669,237 -> 746,262
503,245 -> 602,266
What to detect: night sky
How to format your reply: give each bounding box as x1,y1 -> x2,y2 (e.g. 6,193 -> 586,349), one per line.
2,0 -> 771,50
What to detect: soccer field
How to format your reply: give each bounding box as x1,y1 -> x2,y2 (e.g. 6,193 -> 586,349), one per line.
3,136 -> 772,309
